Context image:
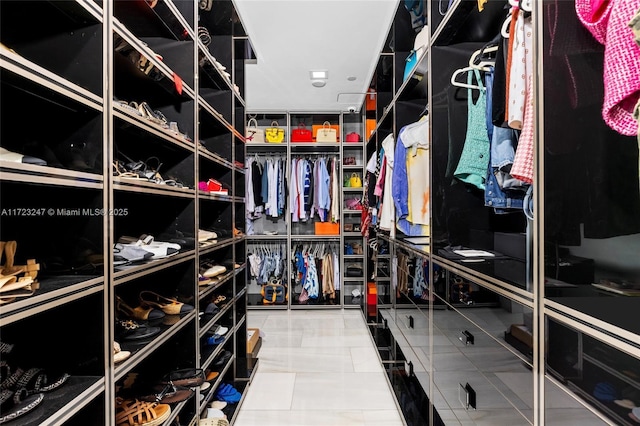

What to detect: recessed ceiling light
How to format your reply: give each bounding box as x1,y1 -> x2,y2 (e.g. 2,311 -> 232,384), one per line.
310,70 -> 328,79
347,76 -> 357,81
311,80 -> 326,88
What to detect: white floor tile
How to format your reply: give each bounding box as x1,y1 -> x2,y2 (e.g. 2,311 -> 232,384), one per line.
350,346 -> 384,373
300,327 -> 376,348
292,372 -> 398,411
234,409 -> 365,426
361,409 -> 405,425
259,329 -> 304,348
240,372 -> 295,410
239,311 -> 404,425
257,346 -> 355,373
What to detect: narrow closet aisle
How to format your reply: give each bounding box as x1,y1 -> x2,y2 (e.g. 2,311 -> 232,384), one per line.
234,310 -> 405,426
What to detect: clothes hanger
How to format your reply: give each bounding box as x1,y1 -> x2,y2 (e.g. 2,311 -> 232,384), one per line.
469,45 -> 498,71
450,66 -> 484,90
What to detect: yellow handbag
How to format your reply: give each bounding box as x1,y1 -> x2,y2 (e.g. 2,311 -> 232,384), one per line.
265,121 -> 285,143
349,173 -> 362,188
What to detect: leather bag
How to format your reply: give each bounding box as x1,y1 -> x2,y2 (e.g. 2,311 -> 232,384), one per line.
265,121 -> 285,143
312,122 -> 339,142
346,132 -> 361,142
315,121 -> 337,143
245,118 -> 264,143
349,173 -> 362,188
261,279 -> 287,304
291,123 -> 313,142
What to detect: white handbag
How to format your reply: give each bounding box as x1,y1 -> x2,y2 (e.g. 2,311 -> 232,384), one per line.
316,121 -> 337,143
245,118 -> 265,143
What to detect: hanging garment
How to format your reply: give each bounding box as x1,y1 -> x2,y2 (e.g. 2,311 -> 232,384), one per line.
332,251 -> 340,291
248,252 -> 262,278
413,257 -> 426,298
511,79 -> 535,184
303,253 -> 319,299
330,158 -> 340,222
507,12 -> 533,130
318,158 -> 331,221
454,70 -> 490,190
392,117 -> 430,236
575,0 -> 640,136
379,134 -> 396,231
321,252 -> 335,299
396,251 -> 409,294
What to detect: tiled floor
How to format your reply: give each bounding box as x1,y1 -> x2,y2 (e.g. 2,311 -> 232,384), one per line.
234,309 -> 405,426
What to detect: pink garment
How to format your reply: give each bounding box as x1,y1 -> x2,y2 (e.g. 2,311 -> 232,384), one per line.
575,0 -> 640,136
512,79 -> 535,184
374,157 -> 386,197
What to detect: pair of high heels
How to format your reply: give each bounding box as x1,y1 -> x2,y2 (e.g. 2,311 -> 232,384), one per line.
117,291 -> 194,320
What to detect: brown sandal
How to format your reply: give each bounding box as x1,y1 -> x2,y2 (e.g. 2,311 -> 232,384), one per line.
115,398 -> 171,426
139,291 -> 193,315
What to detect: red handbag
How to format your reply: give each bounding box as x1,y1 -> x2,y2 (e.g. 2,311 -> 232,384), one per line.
345,132 -> 361,142
291,123 -> 313,142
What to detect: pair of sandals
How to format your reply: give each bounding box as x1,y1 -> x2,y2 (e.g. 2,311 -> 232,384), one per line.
0,343 -> 69,424
113,157 -> 185,188
114,235 -> 182,264
0,241 -> 40,305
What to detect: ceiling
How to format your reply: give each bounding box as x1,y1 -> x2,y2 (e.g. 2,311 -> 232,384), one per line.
233,0 -> 398,113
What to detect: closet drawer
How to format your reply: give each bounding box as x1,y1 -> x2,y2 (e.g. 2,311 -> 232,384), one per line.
431,305 -> 533,425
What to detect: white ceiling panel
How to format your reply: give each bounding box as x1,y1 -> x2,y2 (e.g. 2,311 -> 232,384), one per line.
233,0 -> 398,112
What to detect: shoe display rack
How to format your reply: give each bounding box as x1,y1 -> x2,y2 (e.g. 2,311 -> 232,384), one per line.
362,1 -> 640,425
0,1 -> 255,425
244,112 -> 367,310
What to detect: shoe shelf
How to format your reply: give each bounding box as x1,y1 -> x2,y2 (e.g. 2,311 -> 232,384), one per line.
198,191 -> 233,203
113,252 -> 195,284
199,353 -> 236,416
112,106 -> 196,153
198,270 -> 236,301
0,162 -> 104,187
199,300 -> 235,340
200,328 -> 237,375
115,179 -> 196,198
13,375 -> 105,426
0,1 -> 104,96
199,237 -> 236,256
113,24 -> 195,101
114,0 -> 194,48
199,43 -> 235,93
114,310 -> 197,383
0,276 -> 103,325
0,50 -> 103,111
199,147 -> 235,171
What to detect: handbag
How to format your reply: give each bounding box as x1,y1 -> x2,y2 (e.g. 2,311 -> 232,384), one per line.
245,118 -> 264,143
349,173 -> 362,188
345,132 -> 361,142
261,278 -> 287,304
291,123 -> 313,142
365,88 -> 376,111
312,121 -> 339,142
265,121 -> 285,143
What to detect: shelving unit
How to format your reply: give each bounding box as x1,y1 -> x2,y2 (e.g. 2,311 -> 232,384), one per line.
360,1 -> 640,425
244,111 -> 367,310
0,1 -> 255,424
